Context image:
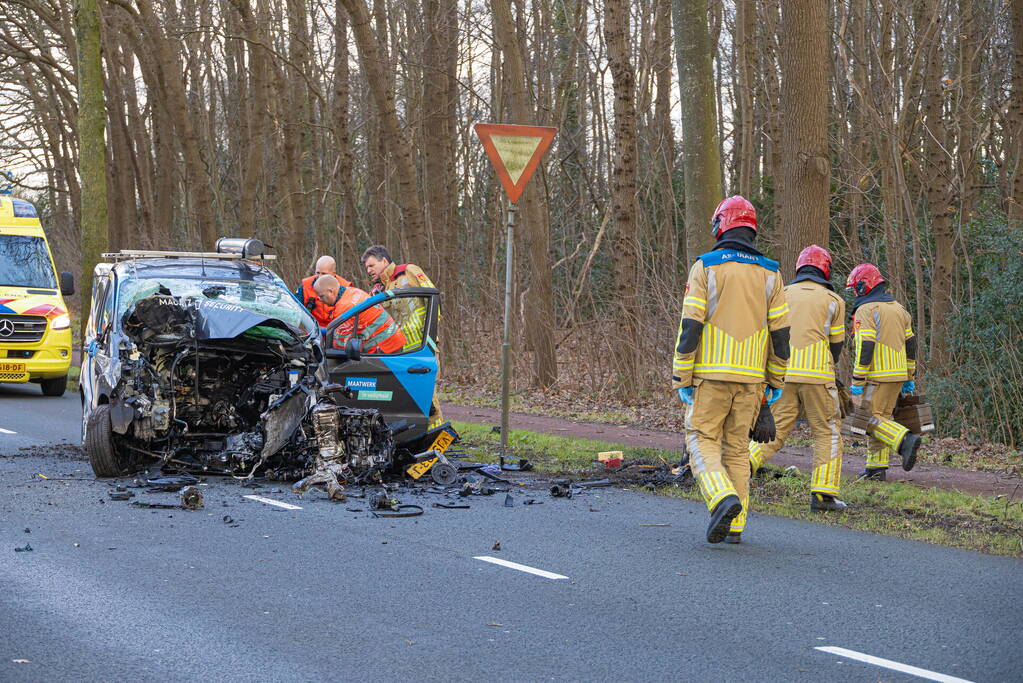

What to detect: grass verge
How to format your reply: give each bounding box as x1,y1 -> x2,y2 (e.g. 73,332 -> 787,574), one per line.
452,421 -> 1023,558
66,364 -> 80,392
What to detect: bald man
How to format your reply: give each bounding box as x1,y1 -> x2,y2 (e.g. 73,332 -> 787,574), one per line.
296,255 -> 354,327
314,275 -> 405,354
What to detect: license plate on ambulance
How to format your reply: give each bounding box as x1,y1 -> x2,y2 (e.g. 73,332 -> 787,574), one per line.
0,362 -> 26,373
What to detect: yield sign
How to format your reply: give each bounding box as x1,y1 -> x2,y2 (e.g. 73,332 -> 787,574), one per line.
473,123 -> 557,203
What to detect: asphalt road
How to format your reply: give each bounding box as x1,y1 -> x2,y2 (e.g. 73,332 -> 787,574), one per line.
1,384 -> 1021,682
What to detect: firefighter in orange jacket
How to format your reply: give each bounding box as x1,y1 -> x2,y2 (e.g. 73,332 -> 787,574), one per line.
672,196 -> 790,544
296,256 -> 353,328
313,275 -> 405,355
747,245 -> 848,512
846,264 -> 922,479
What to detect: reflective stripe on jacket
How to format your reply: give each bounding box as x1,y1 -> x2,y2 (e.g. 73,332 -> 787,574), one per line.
330,286 -> 406,354
672,249 -> 790,388
783,281 -> 845,383
852,300 -> 914,382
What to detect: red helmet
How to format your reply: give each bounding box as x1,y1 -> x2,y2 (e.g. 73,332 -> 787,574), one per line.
846,263 -> 885,295
796,245 -> 833,280
710,195 -> 757,238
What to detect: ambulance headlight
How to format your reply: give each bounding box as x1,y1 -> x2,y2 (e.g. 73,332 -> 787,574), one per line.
51,313 -> 70,330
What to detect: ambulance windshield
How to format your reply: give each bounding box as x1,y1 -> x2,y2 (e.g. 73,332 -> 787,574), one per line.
0,235 -> 57,288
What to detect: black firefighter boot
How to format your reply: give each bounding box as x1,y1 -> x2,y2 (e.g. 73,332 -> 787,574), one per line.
810,492 -> 849,512
858,467 -> 886,481
724,532 -> 742,544
899,433 -> 922,471
707,494 -> 743,544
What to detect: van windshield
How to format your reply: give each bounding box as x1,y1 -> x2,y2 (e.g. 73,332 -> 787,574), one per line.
0,235 -> 57,288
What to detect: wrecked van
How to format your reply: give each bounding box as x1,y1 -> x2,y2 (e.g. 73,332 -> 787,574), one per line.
80,241 -> 328,477
81,240 -> 457,497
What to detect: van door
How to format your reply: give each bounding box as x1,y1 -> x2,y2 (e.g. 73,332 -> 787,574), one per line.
323,288 -> 440,437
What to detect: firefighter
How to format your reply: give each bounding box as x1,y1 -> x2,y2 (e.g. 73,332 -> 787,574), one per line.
846,264 -> 922,480
747,245 -> 848,512
672,195 -> 790,544
313,275 -> 405,355
296,256 -> 353,328
362,244 -> 443,427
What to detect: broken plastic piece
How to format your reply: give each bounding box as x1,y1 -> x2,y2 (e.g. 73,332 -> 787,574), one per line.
14,544 -> 32,552
371,504 -> 424,518
108,491 -> 134,501
432,502 -> 470,509
504,494 -> 515,507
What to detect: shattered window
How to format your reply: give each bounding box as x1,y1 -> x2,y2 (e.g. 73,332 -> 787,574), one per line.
376,295 -> 431,353
118,277 -> 318,338
0,235 -> 57,288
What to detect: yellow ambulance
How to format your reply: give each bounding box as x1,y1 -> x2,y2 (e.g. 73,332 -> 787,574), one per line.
0,196 -> 74,396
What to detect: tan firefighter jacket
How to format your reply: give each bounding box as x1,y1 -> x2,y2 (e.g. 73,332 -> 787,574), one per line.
672,248 -> 791,389
852,299 -> 915,383
372,262 -> 436,351
783,281 -> 845,384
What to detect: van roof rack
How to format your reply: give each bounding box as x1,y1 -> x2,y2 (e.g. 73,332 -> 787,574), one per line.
101,250 -> 276,261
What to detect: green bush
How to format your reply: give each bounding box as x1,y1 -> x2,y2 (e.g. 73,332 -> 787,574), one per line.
930,212 -> 1023,447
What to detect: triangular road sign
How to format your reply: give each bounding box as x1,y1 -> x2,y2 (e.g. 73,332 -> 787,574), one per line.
474,123 -> 557,203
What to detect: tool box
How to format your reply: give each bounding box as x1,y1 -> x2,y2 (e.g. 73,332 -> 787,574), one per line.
894,394 -> 935,435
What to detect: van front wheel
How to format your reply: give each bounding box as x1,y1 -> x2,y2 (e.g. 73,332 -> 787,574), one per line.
86,404 -> 130,477
40,376 -> 67,397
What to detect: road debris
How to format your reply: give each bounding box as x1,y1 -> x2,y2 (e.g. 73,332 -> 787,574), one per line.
491,541 -> 501,551
504,494 -> 515,507
14,543 -> 32,552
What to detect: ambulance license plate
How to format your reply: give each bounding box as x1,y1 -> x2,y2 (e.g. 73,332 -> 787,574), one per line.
0,362 -> 26,373
429,429 -> 455,454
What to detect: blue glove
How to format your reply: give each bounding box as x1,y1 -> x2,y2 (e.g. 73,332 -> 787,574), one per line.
765,387 -> 782,406
849,384 -> 864,396
677,387 -> 694,405
902,380 -> 915,394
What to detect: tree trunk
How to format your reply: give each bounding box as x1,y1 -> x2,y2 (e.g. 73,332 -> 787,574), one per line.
1009,0 -> 1023,227
74,0 -> 108,335
922,0 -> 953,366
340,0 -> 429,263
780,0 -> 831,275
735,0 -> 755,197
674,0 -> 722,263
491,0 -> 559,388
604,0 -> 640,395
333,3 -> 357,260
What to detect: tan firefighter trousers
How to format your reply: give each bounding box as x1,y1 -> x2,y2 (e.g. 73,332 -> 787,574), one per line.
747,382 -> 843,496
685,379 -> 761,533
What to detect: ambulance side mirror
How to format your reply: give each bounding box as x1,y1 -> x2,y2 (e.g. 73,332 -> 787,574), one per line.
60,272 -> 75,296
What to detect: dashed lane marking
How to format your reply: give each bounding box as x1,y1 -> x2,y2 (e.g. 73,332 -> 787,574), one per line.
473,556 -> 568,580
0,428 -> 16,434
815,646 -> 975,683
243,495 -> 303,510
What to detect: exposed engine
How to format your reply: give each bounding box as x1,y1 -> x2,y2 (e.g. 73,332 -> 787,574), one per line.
109,293 -> 323,474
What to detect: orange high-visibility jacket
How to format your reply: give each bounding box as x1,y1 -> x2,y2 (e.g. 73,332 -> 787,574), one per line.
328,286 -> 406,354
299,274 -> 353,328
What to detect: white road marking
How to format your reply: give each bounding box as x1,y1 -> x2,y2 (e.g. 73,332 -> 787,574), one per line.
815,646 -> 976,683
473,556 -> 568,580
243,495 -> 303,510
0,427 -> 16,434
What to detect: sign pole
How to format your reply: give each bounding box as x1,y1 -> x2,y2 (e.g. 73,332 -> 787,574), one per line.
471,122 -> 556,462
500,202 -> 517,457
